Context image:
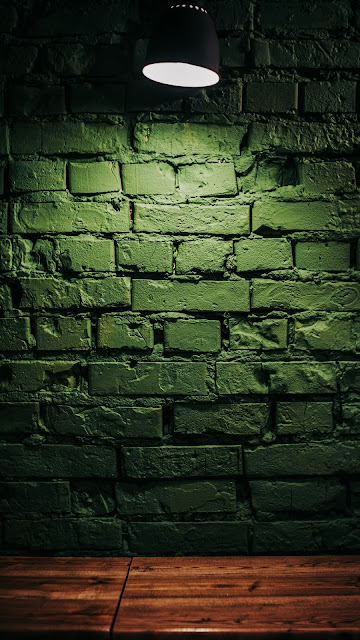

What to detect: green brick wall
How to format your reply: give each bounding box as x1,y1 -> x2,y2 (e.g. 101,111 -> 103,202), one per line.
0,0 -> 359,556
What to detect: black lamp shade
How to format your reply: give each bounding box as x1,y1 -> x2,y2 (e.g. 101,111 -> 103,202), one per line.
143,3 -> 220,88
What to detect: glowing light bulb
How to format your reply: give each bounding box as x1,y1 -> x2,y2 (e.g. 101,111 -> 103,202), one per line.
143,62 -> 219,88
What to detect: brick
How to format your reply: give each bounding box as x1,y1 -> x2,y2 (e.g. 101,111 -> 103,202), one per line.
220,36 -> 249,67
245,82 -> 297,113
304,82 -> 356,113
252,201 -> 335,232
208,0 -> 251,30
69,162 -> 121,194
12,201 -> 130,234
0,444 -> 117,478
253,39 -> 360,69
250,479 -> 346,514
259,1 -> 348,29
253,521 -> 322,554
69,83 -> 125,113
174,403 -> 268,435
0,283 -> 12,310
276,401 -> 333,434
0,361 -> 80,393
42,43 -> 131,78
18,277 -> 131,309
319,519 -> 360,553
294,317 -> 353,351
188,83 -> 243,114
252,280 -> 360,311
5,518 -> 122,551
116,480 -> 236,514
122,163 -> 175,195
245,442 -> 360,477
71,480 -> 115,516
235,238 -> 292,272
134,203 -> 250,235
121,445 -> 243,478
132,280 -> 250,312
126,79 -> 184,113
98,316 -> 154,350
217,361 -> 336,395
0,6 -> 17,32
134,122 -> 246,156
295,242 -> 350,271
216,362 -> 268,395
298,161 -> 356,194
178,163 -> 237,196
36,316 -> 91,351
10,161 -> 66,192
116,239 -> 173,273
27,3 -> 137,36
342,405 -> 360,432
57,236 -> 116,272
351,480 -> 360,514
11,121 -> 128,155
0,46 -> 37,75
229,318 -> 287,350
176,239 -> 233,274
267,362 -> 336,394
128,522 -> 248,555
0,238 -> 12,271
164,319 -> 221,353
0,481 -> 70,514
0,123 -> 8,155
0,317 -> 32,350
89,362 -> 209,396
338,362 -> 360,394
46,404 -> 162,439
0,403 -> 39,434
8,85 -> 66,116
248,122 -> 360,154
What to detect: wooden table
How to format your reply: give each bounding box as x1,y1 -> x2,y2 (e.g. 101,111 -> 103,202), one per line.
1,556 -> 360,639
0,556 -> 130,639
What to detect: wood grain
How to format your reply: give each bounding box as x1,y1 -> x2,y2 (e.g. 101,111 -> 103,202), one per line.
0,556 -> 130,640
113,556 -> 360,639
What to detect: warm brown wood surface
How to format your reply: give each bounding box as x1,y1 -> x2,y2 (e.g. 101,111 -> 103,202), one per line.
113,556 -> 360,639
0,556 -> 130,640
1,556 -> 360,640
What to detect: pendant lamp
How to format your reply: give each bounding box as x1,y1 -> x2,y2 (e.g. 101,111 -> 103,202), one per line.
142,2 -> 220,88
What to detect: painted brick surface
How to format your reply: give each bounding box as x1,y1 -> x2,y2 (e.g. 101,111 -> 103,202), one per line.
0,0 -> 359,557
176,239 -> 232,274
295,242 -> 350,271
36,316 -> 91,351
164,319 -> 221,352
276,402 -> 333,434
10,160 -> 66,192
235,238 -> 292,272
132,280 -> 250,312
68,161 -> 121,194
97,315 -> 154,350
298,161 -> 356,194
245,82 -> 298,113
122,163 -> 175,195
116,238 -> 173,273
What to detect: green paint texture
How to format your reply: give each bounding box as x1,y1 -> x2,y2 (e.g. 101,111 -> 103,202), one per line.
0,0 -> 359,557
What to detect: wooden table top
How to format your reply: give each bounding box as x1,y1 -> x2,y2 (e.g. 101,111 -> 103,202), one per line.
113,556 -> 360,639
1,556 -> 360,639
0,556 -> 130,639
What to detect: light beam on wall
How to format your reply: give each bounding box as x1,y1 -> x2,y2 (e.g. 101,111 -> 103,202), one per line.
143,2 -> 220,88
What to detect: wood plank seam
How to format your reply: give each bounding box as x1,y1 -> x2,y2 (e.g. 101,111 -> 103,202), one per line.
110,557 -> 133,640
